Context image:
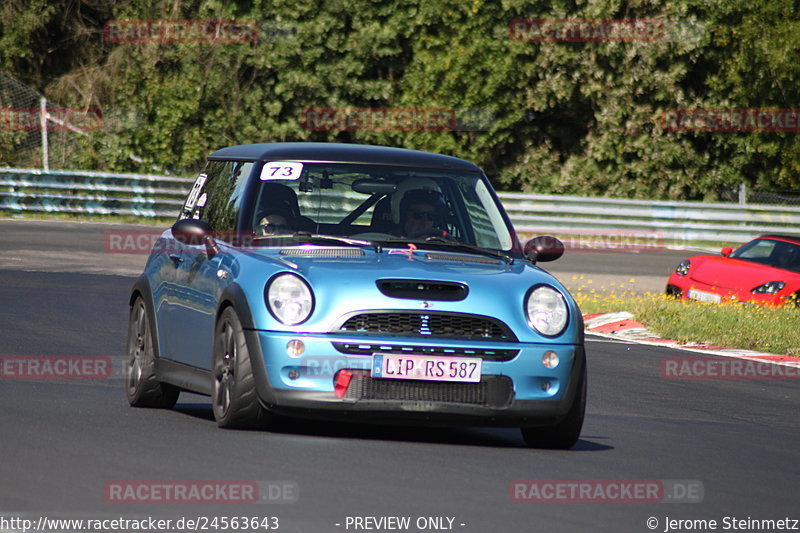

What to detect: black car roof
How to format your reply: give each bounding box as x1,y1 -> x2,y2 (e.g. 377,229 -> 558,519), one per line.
759,234 -> 800,244
207,142 -> 481,171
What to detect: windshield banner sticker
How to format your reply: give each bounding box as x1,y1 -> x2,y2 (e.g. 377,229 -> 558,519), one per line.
261,162 -> 304,181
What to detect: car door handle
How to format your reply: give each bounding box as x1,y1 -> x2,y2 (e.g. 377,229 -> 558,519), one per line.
168,253 -> 183,265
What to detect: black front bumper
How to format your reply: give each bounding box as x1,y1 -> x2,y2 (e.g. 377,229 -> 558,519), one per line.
244,328 -> 586,428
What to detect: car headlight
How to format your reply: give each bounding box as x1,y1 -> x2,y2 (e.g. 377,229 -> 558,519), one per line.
752,281 -> 785,294
675,260 -> 690,276
266,273 -> 314,325
525,285 -> 568,337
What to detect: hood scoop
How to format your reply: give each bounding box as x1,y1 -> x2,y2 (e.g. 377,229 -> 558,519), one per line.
424,252 -> 501,265
280,248 -> 365,257
377,279 -> 468,301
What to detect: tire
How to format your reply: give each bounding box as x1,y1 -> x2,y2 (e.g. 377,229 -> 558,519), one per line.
521,363 -> 586,449
126,297 -> 180,408
665,284 -> 682,298
212,307 -> 271,429
787,292 -> 800,308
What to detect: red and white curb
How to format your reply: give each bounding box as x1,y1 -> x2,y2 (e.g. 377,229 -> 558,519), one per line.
583,312 -> 800,369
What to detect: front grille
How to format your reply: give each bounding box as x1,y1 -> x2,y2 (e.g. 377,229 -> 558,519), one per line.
344,373 -> 513,407
331,342 -> 518,361
337,312 -> 516,341
341,313 -> 421,335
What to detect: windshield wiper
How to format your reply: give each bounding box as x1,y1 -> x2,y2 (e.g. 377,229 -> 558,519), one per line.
383,239 -> 512,264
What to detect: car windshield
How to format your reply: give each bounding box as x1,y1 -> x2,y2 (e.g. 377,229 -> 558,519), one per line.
249,162 -> 514,252
730,238 -> 800,272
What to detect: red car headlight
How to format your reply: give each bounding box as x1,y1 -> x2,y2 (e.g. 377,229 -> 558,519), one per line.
752,281 -> 785,294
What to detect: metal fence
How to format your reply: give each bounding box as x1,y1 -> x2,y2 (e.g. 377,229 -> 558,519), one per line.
0,168 -> 193,217
501,193 -> 800,248
718,184 -> 800,208
2,167 -> 800,246
0,72 -> 163,173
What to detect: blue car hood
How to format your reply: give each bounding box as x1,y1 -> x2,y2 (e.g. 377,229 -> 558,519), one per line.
236,246 -> 577,342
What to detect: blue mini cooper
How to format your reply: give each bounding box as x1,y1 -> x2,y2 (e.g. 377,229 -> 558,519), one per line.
126,143 -> 586,448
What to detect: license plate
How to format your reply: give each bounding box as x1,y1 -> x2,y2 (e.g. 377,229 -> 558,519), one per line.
372,354 -> 482,383
688,289 -> 722,304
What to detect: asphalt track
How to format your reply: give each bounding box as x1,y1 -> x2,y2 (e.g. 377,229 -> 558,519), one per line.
1,219 -> 798,533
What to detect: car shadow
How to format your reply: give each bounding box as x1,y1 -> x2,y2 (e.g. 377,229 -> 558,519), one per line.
172,401 -> 215,422
172,401 -> 612,451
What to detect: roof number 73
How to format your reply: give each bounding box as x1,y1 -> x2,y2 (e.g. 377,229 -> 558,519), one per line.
260,161 -> 304,181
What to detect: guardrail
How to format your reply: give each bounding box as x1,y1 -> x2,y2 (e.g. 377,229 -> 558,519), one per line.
501,193 -> 800,247
0,168 -> 193,217
2,168 -> 799,246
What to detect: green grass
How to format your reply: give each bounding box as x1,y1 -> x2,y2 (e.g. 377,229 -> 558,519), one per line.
576,289 -> 800,357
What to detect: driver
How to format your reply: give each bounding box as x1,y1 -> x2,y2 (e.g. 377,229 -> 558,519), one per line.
256,206 -> 295,236
398,188 -> 445,238
776,245 -> 800,270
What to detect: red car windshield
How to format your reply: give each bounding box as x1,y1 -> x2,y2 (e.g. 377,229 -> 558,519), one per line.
730,238 -> 800,273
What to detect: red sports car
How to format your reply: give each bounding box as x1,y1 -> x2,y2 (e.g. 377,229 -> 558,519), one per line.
666,234 -> 800,307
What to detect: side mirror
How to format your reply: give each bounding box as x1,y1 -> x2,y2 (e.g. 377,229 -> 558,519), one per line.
524,236 -> 565,263
721,246 -> 733,257
171,218 -> 218,258
172,218 -> 212,245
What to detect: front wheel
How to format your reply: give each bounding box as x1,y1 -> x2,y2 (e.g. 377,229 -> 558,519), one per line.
665,284 -> 682,298
521,363 -> 586,449
126,297 -> 179,408
212,307 -> 271,429
786,292 -> 800,308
